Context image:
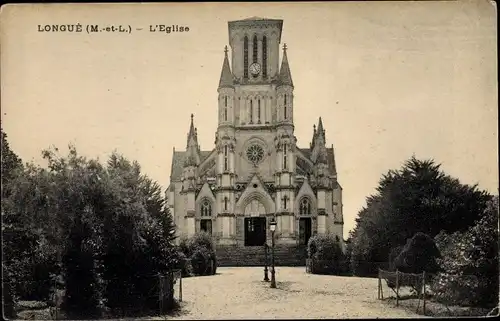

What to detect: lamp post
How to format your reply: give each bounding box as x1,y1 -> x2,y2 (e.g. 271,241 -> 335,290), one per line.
269,217 -> 277,288
263,243 -> 269,282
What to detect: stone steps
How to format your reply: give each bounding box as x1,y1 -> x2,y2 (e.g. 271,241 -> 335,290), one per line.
216,244 -> 307,267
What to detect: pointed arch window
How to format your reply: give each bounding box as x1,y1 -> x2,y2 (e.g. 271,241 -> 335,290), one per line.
284,95 -> 287,120
262,36 -> 267,78
252,35 -> 258,64
249,100 -> 253,123
244,36 -> 249,79
283,143 -> 288,170
224,96 -> 228,121
224,145 -> 229,171
258,99 -> 261,123
299,198 -> 312,215
201,199 -> 212,217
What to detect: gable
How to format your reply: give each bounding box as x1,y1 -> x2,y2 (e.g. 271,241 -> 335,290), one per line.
196,182 -> 216,202
234,174 -> 275,214
295,179 -> 317,204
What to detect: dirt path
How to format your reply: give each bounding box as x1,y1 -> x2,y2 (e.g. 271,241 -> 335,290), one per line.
161,267 -> 424,319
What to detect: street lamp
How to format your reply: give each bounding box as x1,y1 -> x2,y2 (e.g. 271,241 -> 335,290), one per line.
269,217 -> 277,288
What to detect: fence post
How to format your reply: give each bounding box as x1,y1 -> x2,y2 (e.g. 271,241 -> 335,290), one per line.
395,270 -> 400,307
158,274 -> 163,315
422,271 -> 426,315
179,271 -> 183,302
377,269 -> 381,300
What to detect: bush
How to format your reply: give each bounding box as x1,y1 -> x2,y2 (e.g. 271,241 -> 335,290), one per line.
178,232 -> 217,276
307,234 -> 346,275
391,232 -> 441,274
431,198 -> 499,308
176,251 -> 193,277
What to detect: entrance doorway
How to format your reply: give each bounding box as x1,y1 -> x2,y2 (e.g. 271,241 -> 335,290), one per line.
299,217 -> 312,246
200,219 -> 212,235
244,217 -> 266,246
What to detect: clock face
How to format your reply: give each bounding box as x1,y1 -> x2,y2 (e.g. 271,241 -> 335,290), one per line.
249,63 -> 261,76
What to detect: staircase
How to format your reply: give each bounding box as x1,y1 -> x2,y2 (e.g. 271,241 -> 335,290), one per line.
216,244 -> 307,267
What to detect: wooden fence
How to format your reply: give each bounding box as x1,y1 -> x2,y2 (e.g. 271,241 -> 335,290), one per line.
378,268 -> 429,315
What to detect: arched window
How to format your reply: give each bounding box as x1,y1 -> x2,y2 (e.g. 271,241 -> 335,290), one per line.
284,95 -> 287,120
258,99 -> 261,123
244,36 -> 249,79
283,143 -> 288,170
299,198 -> 312,215
201,200 -> 212,217
224,96 -> 228,121
252,35 -> 258,64
224,145 -> 229,171
224,197 -> 229,211
262,36 -> 267,78
249,100 -> 253,123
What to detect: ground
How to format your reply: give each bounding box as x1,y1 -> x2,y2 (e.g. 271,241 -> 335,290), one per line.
163,267 -> 424,319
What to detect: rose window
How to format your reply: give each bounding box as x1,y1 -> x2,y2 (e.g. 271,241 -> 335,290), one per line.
246,144 -> 265,164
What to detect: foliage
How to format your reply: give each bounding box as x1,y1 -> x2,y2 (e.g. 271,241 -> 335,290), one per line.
349,156 -> 491,277
178,232 -> 217,276
307,233 -> 346,275
431,196 -> 499,308
2,140 -> 179,318
1,127 -> 23,318
391,232 -> 441,274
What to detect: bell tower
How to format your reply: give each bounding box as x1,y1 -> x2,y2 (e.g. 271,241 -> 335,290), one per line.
228,18 -> 283,83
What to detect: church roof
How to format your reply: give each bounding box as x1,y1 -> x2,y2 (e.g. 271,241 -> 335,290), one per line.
169,147 -> 336,182
170,150 -> 213,182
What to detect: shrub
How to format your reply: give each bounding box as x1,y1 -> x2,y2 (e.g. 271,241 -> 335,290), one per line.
178,232 -> 217,276
392,232 -> 441,274
431,198 -> 499,308
176,251 -> 193,277
307,234 -> 345,275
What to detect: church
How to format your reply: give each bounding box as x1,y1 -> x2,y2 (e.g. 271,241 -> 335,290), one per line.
167,17 -> 344,264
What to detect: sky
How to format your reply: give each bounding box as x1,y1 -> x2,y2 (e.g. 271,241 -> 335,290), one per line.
1,1 -> 497,234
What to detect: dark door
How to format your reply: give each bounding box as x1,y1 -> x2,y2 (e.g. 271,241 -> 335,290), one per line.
245,217 -> 266,246
200,219 -> 212,235
299,217 -> 312,246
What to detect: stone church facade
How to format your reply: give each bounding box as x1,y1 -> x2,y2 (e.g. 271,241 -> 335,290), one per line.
167,17 -> 344,254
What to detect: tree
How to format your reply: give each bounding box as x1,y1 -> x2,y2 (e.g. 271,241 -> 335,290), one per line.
100,152 -> 179,316
1,128 -> 23,318
350,156 -> 491,277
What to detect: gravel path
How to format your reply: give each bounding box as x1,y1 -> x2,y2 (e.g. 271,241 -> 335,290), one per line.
161,267 -> 424,319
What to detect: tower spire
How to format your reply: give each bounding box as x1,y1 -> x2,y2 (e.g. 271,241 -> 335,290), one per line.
278,43 -> 293,86
317,117 -> 325,140
184,113 -> 200,167
188,113 -> 196,140
218,45 -> 234,88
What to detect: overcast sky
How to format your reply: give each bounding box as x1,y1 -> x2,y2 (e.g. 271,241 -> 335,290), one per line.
1,1 -> 497,234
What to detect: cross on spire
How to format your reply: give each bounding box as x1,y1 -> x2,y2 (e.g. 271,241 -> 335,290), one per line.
283,43 -> 287,52
224,45 -> 228,54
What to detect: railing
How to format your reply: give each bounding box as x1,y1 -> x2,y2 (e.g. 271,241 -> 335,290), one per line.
378,269 -> 428,315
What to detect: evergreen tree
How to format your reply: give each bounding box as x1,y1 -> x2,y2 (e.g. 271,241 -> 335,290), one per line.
350,156 -> 491,276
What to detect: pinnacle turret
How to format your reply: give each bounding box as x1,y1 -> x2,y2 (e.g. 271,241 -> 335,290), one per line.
184,114 -> 201,167
218,45 -> 234,89
278,43 -> 293,87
